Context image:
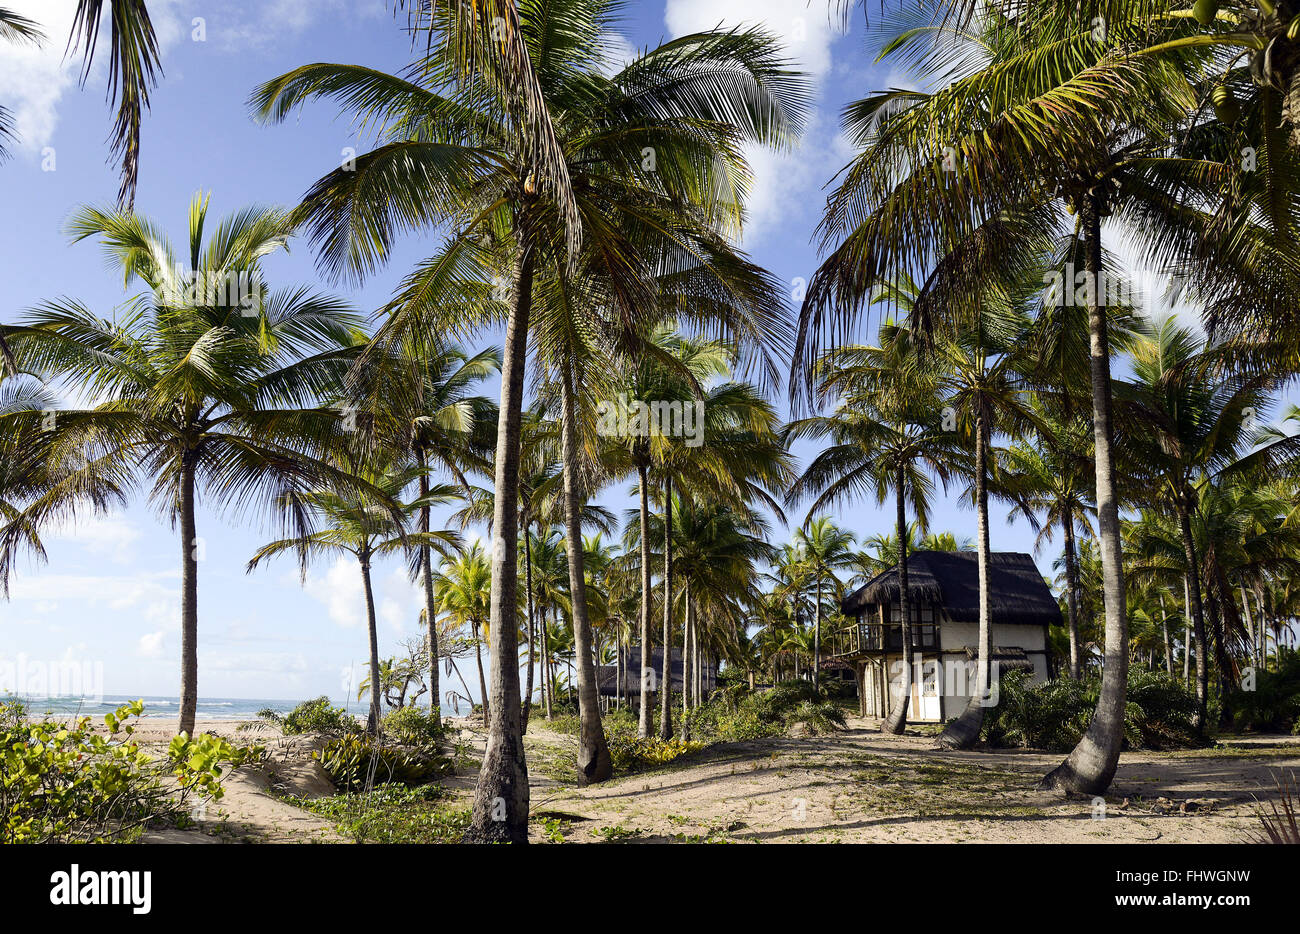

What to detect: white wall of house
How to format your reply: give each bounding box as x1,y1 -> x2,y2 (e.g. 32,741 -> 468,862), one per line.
861,618 -> 1050,722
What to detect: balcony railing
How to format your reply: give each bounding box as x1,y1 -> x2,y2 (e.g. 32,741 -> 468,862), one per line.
826,621 -> 939,657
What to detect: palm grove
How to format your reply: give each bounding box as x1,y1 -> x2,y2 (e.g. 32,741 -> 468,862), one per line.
3,1 -> 1300,843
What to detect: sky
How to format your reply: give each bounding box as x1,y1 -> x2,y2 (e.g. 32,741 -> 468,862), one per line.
0,0 -> 1275,705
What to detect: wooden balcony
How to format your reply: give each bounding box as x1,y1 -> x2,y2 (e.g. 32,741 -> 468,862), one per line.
826,621 -> 939,658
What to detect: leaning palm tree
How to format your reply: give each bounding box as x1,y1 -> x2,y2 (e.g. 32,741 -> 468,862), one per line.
252,0 -> 808,841
0,194 -> 382,738
248,458 -> 459,732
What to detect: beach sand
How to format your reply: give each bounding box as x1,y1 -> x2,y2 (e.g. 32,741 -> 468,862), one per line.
41,712 -> 1300,843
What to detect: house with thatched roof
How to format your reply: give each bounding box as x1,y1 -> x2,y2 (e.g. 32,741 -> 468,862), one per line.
832,551 -> 1060,722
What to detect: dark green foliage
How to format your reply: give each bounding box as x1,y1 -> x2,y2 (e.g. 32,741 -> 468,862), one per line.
1229,649 -> 1300,734
313,734 -> 451,790
982,669 -> 1201,751
381,706 -> 447,746
258,696 -> 360,735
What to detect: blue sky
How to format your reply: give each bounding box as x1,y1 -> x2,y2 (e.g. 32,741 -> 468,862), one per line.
0,0 -> 1250,704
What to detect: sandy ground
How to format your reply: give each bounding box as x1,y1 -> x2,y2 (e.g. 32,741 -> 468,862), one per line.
511,718 -> 1300,844
78,716 -> 1300,843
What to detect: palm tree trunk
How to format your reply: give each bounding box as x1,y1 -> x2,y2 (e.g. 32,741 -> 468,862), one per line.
659,475 -> 675,741
1184,574 -> 1192,687
522,525 -> 535,732
558,356 -> 612,783
177,452 -> 199,738
468,240 -> 532,844
813,573 -> 822,690
418,461 -> 440,727
939,409 -> 991,749
882,467 -> 912,734
1063,514 -> 1082,679
1159,592 -> 1173,676
637,463 -> 653,738
1239,581 -> 1257,671
542,612 -> 553,719
1042,192 -> 1129,794
359,549 -> 382,735
472,620 -> 489,721
682,585 -> 694,734
1176,497 -> 1210,733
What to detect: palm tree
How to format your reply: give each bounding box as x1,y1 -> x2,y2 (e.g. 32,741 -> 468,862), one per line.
795,4 -> 1212,792
1005,407 -> 1096,679
434,543 -> 495,721
791,518 -> 857,689
0,195 -> 378,738
248,459 -> 458,732
787,332 -> 962,733
1116,316 -> 1284,729
356,341 -> 500,727
253,0 -> 808,841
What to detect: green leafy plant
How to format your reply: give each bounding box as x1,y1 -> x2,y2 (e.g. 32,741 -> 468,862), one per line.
314,734 -> 451,790
285,784 -> 468,843
982,669 -> 1201,752
381,706 -> 446,746
258,696 -> 360,735
1,700 -> 250,843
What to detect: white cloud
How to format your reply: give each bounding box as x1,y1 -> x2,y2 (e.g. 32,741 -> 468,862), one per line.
47,514 -> 143,565
210,0 -> 383,51
9,570 -> 175,612
665,0 -> 841,80
0,0 -> 188,157
299,555 -> 421,632
663,2 -> 849,249
138,630 -> 166,658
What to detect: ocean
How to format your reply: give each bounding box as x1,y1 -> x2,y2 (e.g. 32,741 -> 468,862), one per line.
2,694 -> 358,721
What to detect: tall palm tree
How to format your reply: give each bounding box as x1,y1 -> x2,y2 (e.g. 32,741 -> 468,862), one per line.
434,543 -> 495,721
356,341 -> 500,727
791,518 -> 857,688
1117,316 -> 1284,729
253,0 -> 808,841
0,195 -> 378,738
787,333 -> 962,733
795,3 -> 1208,792
248,459 -> 459,732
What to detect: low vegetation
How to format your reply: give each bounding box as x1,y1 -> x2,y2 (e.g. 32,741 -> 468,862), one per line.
0,699 -> 253,843
982,669 -> 1202,752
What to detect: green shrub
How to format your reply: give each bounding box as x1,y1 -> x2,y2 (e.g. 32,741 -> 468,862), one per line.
982,668 -> 1201,751
1,699 -> 250,843
607,736 -> 706,772
314,734 -> 451,790
1229,648 -> 1300,733
259,696 -> 359,735
784,699 -> 848,735
382,706 -> 446,746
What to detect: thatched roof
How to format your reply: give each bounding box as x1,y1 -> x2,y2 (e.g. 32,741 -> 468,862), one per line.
841,551 -> 1061,627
